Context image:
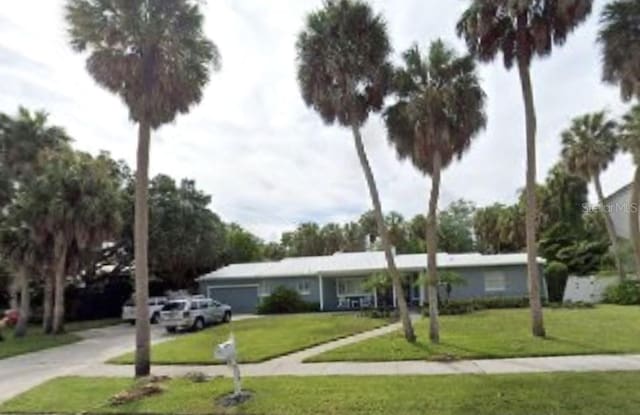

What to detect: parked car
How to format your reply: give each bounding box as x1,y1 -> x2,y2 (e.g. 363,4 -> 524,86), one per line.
121,296 -> 168,324
159,296 -> 231,333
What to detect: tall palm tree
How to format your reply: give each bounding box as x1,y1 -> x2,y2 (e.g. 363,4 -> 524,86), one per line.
385,40 -> 486,343
65,0 -> 220,376
0,224 -> 35,338
621,105 -> 640,277
19,149 -> 123,334
598,0 -> 640,102
457,0 -> 593,337
296,0 -> 415,342
0,108 -> 70,333
560,112 -> 624,280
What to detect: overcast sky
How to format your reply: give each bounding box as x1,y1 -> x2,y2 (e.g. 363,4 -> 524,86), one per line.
0,0 -> 633,241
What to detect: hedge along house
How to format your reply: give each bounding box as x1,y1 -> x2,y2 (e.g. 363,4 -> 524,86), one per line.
197,252 -> 546,313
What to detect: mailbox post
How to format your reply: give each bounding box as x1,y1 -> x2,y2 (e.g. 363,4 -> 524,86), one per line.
214,334 -> 242,397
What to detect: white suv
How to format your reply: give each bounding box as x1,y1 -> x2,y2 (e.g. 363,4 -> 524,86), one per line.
159,296 -> 232,333
121,296 -> 168,324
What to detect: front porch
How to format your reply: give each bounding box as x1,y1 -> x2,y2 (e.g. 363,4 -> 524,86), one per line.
319,273 -> 423,311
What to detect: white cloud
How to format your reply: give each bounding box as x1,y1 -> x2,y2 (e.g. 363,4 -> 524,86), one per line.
0,0 -> 633,242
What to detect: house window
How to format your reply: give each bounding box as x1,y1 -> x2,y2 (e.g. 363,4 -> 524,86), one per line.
297,279 -> 311,295
336,278 -> 367,297
484,271 -> 506,292
258,281 -> 272,297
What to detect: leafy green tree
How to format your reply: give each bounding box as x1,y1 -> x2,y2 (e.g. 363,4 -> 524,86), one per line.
620,105 -> 640,277
262,242 -> 286,261
320,223 -> 345,255
438,200 -> 476,253
457,0 -> 592,337
385,39 -> 486,343
560,111 -> 624,280
598,0 -> 640,102
542,163 -> 588,230
65,0 -> 220,377
342,221 -> 366,252
17,149 -> 122,334
224,223 -> 263,264
296,0 -> 415,341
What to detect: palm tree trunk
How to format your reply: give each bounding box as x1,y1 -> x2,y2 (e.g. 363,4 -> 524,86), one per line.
135,118 -> 152,377
14,268 -> 29,338
517,57 -> 545,338
426,149 -> 441,344
52,234 -> 68,334
594,175 -> 626,281
42,272 -> 54,334
631,167 -> 640,278
351,123 -> 416,343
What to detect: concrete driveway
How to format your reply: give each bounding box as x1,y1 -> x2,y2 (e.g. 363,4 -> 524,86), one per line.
0,315 -> 258,403
0,323 -> 172,403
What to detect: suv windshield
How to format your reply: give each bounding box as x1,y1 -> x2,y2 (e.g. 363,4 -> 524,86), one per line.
162,301 -> 187,311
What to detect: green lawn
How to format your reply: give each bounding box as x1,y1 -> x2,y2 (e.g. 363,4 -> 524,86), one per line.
0,318 -> 121,360
308,305 -> 640,362
110,313 -> 388,365
4,372 -> 640,415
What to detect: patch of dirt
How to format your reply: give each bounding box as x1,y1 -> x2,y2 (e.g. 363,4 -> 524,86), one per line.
216,390 -> 254,407
109,375 -> 170,406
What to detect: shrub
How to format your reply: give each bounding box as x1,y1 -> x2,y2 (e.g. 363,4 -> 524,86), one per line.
603,280 -> 640,305
545,261 -> 569,302
422,296 -> 532,316
358,307 -> 399,320
256,286 -> 319,314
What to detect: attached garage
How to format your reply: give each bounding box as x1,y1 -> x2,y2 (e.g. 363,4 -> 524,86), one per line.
207,284 -> 259,314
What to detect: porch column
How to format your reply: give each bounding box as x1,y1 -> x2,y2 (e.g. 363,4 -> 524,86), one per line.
392,283 -> 397,308
419,284 -> 425,306
373,287 -> 378,308
318,274 -> 324,311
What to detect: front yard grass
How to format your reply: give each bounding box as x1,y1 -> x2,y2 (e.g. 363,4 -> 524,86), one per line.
308,305 -> 640,362
110,313 -> 388,365
0,318 -> 121,360
3,372 -> 640,415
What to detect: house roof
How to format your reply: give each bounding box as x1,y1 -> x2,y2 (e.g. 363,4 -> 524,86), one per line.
198,251 -> 544,281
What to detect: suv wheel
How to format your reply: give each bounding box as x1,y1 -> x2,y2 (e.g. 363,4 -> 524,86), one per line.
193,317 -> 205,331
223,311 -> 232,323
150,312 -> 159,324
166,326 -> 176,334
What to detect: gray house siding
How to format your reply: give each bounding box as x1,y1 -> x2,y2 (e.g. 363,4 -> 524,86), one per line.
200,264 -> 546,313
445,264 -> 546,300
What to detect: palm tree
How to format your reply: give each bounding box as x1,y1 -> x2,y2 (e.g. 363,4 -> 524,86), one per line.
621,105 -> 640,277
560,112 -> 624,280
0,108 -> 70,333
385,40 -> 486,343
598,0 -> 640,102
0,224 -> 35,338
65,0 -> 220,376
19,149 -> 123,334
296,0 -> 415,342
457,0 -> 593,337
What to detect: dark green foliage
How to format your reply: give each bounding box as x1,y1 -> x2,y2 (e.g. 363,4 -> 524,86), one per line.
257,286 -> 319,314
438,200 -> 476,253
423,297 -> 532,316
358,307 -> 398,320
223,223 -> 263,265
603,280 -> 640,305
65,0 -> 220,129
545,261 -> 569,302
296,0 -> 391,128
598,0 -> 640,101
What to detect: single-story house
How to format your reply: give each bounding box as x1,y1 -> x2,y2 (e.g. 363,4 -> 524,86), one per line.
198,251 -> 546,313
